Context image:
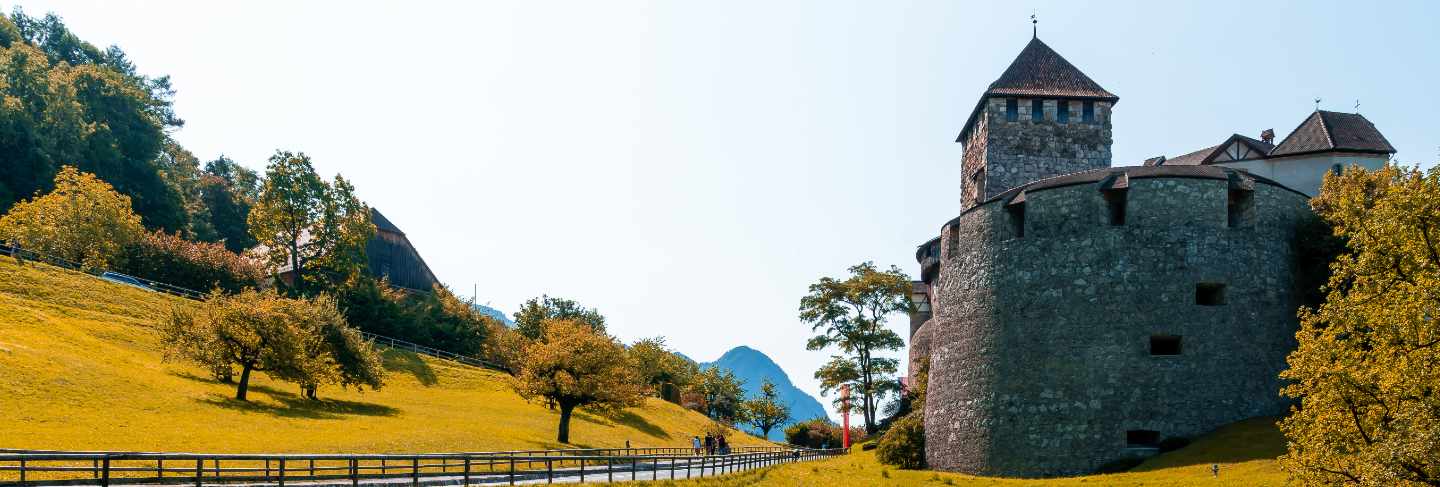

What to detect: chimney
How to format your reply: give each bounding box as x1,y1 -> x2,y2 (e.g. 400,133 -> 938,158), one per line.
1260,129 -> 1275,145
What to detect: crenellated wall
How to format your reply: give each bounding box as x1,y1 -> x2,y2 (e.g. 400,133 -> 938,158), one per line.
923,167 -> 1310,477
961,98 -> 1114,210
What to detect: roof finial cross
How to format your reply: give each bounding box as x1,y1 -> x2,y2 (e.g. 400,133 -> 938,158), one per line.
1031,12 -> 1038,38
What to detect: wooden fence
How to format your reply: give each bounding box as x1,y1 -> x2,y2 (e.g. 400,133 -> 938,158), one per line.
0,447 -> 844,486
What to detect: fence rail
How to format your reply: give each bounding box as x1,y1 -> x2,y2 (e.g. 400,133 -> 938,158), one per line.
0,243 -> 507,373
0,446 -> 844,486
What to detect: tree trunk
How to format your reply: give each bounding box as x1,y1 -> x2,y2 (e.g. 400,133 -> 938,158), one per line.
557,402 -> 576,444
236,363 -> 254,401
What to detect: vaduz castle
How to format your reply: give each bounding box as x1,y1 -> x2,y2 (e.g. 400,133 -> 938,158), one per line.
906,36 -> 1396,477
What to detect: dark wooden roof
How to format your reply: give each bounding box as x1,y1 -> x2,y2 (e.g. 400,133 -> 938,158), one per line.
1158,145 -> 1218,166
957,38 -> 1118,142
371,208 -> 405,235
977,165 -> 1303,208
985,38 -> 1118,101
1270,110 -> 1396,157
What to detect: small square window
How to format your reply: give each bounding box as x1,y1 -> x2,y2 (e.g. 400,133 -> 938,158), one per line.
1031,99 -> 1044,121
1150,336 -> 1182,356
1005,99 -> 1018,121
1196,283 -> 1226,306
1127,430 -> 1161,448
1057,102 -> 1070,123
1082,101 -> 1095,122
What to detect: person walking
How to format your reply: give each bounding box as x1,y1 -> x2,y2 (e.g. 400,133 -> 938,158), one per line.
717,434 -> 728,455
703,433 -> 715,455
691,435 -> 702,455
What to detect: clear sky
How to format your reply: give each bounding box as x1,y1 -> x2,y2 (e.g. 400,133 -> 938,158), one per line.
16,0 -> 1437,420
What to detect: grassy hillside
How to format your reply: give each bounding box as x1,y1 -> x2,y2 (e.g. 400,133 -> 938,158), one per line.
581,417 -> 1287,486
0,257 -> 764,453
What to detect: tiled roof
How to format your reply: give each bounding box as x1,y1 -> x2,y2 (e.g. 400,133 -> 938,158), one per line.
958,37 -> 1117,142
984,38 -> 1118,101
1234,134 -> 1275,154
1158,145 -> 1218,166
1270,110 -> 1396,157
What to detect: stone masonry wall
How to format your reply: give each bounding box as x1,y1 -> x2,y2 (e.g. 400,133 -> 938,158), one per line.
965,97 -> 1112,209
924,175 -> 1309,477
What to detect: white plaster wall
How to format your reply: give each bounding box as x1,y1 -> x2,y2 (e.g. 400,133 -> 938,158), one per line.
1216,153 -> 1388,196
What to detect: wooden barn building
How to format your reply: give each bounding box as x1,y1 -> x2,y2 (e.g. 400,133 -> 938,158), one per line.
366,208 -> 439,292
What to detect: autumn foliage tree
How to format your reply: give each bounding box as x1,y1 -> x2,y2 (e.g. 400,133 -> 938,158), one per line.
799,261 -> 911,434
629,336 -> 698,403
743,379 -> 792,438
1279,163 -> 1440,486
510,319 -> 644,443
0,166 -> 144,269
162,289 -> 384,401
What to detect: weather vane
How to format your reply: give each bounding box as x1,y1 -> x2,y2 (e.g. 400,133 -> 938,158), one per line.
1354,99 -> 1360,114
1314,97 -> 1322,111
1031,12 -> 1038,38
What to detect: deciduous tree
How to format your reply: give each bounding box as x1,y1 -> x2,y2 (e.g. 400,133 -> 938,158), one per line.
798,261 -> 910,434
691,366 -> 747,423
0,166 -> 143,269
629,336 -> 698,403
248,151 -> 374,294
511,319 -> 644,443
512,295 -> 606,340
743,379 -> 792,438
1279,163 -> 1440,486
162,289 -> 309,401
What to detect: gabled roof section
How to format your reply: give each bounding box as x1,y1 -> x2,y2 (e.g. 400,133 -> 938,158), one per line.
1270,110 -> 1396,157
1158,145 -> 1218,166
957,37 -> 1118,142
371,208 -> 404,235
985,38 -> 1118,101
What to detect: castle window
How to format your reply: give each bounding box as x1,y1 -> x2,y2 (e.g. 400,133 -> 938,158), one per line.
1057,101 -> 1070,123
1195,283 -> 1226,306
1005,98 -> 1018,121
1103,189 -> 1127,226
1149,335 -> 1182,356
1126,430 -> 1161,448
1031,99 -> 1044,121
1227,189 -> 1254,228
1006,199 -> 1026,238
1330,164 -> 1344,176
1082,101 -> 1095,122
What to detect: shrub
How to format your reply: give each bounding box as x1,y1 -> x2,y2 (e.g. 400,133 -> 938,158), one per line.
875,412 -> 925,469
335,276 -> 494,357
784,418 -> 845,449
119,230 -> 264,293
0,166 -> 144,269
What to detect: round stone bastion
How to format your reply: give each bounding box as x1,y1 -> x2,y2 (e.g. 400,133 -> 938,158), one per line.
922,165 -> 1311,477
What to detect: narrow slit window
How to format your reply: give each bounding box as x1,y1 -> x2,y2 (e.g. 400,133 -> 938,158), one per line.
1227,189 -> 1253,228
1149,335 -> 1182,356
1005,98 -> 1018,121
1195,283 -> 1226,305
1057,101 -> 1070,123
1031,99 -> 1044,121
1103,189 -> 1127,226
1082,101 -> 1095,122
1006,202 -> 1026,238
1330,164 -> 1344,176
1127,430 -> 1161,448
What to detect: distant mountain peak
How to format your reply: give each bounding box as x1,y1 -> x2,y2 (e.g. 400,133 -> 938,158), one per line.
699,345 -> 830,441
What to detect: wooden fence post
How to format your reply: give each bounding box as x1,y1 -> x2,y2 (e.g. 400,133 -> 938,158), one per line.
195,458 -> 203,487
507,457 -> 514,485
411,457 -> 419,487
277,458 -> 285,487
350,458 -> 358,487
101,456 -> 111,487
462,457 -> 470,486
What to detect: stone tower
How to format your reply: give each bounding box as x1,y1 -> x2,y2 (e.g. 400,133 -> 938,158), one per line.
958,37 -> 1117,209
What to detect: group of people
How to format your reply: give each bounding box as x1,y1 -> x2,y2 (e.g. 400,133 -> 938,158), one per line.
690,432 -> 729,455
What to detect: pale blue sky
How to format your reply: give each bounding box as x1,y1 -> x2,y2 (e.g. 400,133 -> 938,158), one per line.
18,1 -> 1437,420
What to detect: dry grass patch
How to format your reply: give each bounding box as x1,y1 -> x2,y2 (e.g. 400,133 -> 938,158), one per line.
0,257 -> 763,453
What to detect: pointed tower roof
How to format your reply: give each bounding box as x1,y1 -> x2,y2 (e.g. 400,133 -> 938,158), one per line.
1270,110 -> 1396,157
985,38 -> 1117,100
958,38 -> 1117,142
